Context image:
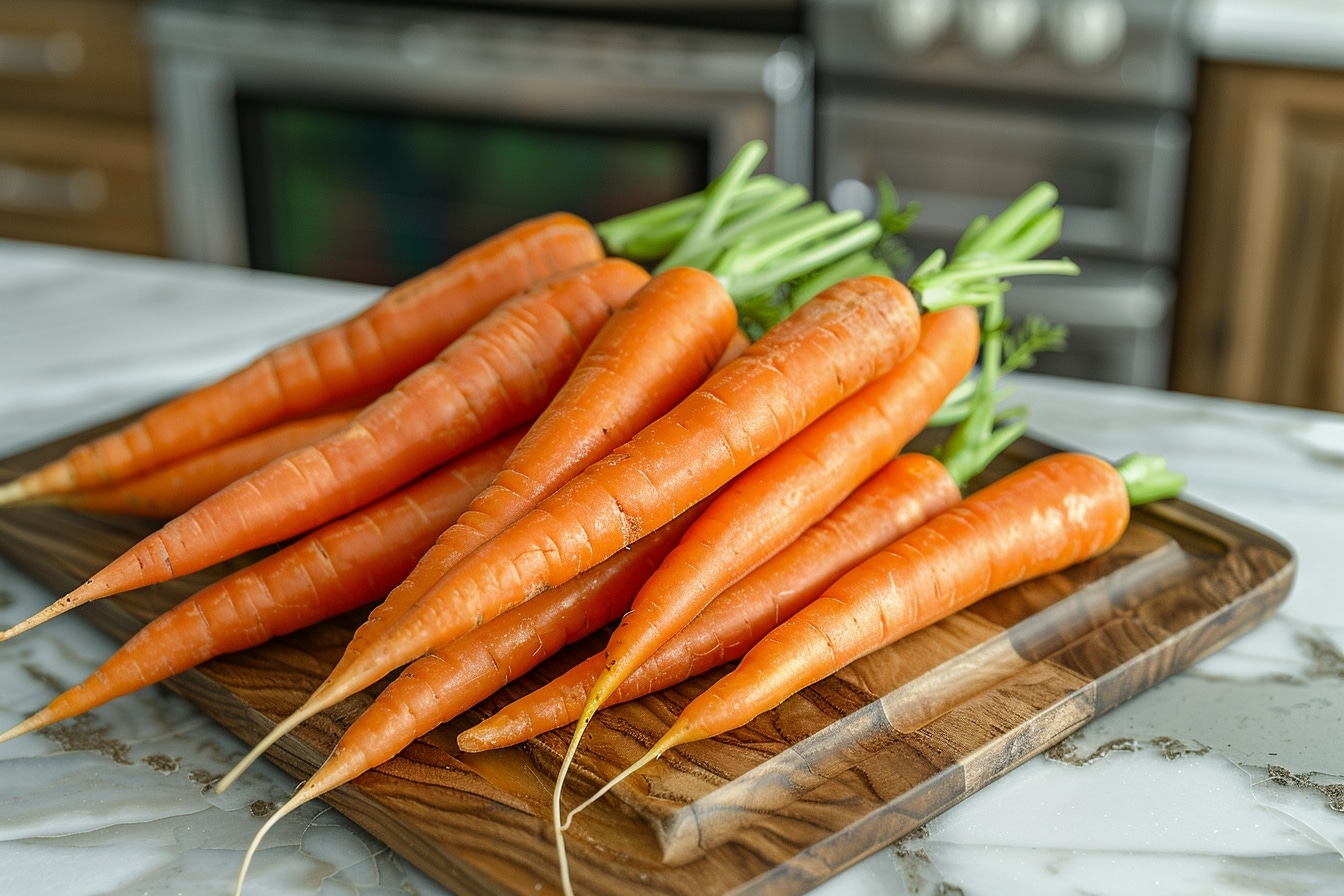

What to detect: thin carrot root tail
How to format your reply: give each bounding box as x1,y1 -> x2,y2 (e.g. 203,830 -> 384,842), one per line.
563,748 -> 662,830
0,706 -> 61,746
0,597 -> 80,643
0,478 -> 28,505
551,694 -> 608,896
215,693 -> 335,793
234,791 -> 311,896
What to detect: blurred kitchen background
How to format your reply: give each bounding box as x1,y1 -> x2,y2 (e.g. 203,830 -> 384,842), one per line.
3,0 -> 1342,410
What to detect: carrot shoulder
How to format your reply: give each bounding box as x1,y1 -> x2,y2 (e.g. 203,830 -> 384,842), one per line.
37,410 -> 360,518
2,258 -> 648,641
457,451 -> 963,752
241,274 -> 922,766
0,212 -> 603,504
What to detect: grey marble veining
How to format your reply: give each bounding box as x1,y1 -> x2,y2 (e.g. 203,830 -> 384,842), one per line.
1,238 -> 1341,895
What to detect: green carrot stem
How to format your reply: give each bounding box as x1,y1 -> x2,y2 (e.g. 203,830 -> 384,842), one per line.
722,219 -> 885,302
1115,453 -> 1187,505
1002,207 -> 1065,262
786,249 -> 893,310
957,183 -> 1060,256
597,174 -> 786,260
677,184 -> 813,268
657,141 -> 768,270
932,280 -> 1012,488
917,258 -> 1080,311
716,208 -> 864,279
663,193 -> 822,274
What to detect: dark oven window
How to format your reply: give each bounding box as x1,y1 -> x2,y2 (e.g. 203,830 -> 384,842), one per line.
236,95 -> 710,286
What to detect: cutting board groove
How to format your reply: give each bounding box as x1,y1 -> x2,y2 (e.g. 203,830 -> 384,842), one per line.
0,425 -> 1295,896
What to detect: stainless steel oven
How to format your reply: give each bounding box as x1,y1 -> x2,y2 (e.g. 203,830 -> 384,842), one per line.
144,0 -> 1199,388
144,0 -> 812,286
808,0 -> 1197,387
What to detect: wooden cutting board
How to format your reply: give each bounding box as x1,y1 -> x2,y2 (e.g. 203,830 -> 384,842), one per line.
0,425 -> 1296,896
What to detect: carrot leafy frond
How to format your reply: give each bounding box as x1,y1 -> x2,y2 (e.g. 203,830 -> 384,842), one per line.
911,183 -> 1079,313
1002,314 -> 1069,372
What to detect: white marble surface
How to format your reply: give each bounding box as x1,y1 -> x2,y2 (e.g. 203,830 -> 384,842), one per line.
0,238 -> 1341,895
1190,0 -> 1344,71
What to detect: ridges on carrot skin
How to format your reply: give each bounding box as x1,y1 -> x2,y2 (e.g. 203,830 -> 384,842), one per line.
227,503 -> 706,896
543,301 -> 970,852
455,451 -> 966,753
214,274 -> 918,800
556,452 -> 1140,851
0,259 -> 648,643
210,266 -> 740,793
31,411 -> 361,518
0,432 -> 520,748
0,211 -> 603,504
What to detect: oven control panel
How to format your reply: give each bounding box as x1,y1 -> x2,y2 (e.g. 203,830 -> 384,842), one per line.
806,0 -> 1195,108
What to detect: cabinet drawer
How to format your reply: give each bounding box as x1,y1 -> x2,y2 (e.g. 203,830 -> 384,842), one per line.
0,0 -> 150,119
0,109 -> 162,256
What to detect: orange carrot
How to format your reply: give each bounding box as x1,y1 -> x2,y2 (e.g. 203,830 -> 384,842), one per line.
0,431 -> 522,748
0,258 -> 649,642
567,452 -> 1173,836
573,304 -> 979,722
540,304 -> 978,871
0,212 -> 603,505
212,266 -> 738,791
215,274 -> 922,795
457,451 -> 963,752
30,410 -> 360,518
229,498 -> 712,896
348,267 -> 738,685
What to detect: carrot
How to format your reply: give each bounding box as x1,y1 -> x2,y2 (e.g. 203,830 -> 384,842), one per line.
0,431 -> 522,748
213,266 -> 738,788
457,451 -> 964,752
575,304 -> 979,719
0,258 -> 650,643
531,302 -> 973,875
213,143 -> 902,791
229,498 -> 712,896
349,265 -> 738,674
28,410 -> 360,518
213,273 -> 922,797
0,212 -> 604,505
562,452 -> 1185,839
463,263 -> 1072,754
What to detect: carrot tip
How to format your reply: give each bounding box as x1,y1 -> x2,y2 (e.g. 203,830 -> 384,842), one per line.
216,686 -> 340,793
0,478 -> 27,505
0,709 -> 53,746
235,792 -> 309,896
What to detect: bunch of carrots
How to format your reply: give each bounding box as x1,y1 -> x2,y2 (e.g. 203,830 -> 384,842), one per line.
0,141 -> 1185,896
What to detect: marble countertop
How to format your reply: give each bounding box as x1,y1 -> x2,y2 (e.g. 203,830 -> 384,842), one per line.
0,238 -> 1340,895
1190,0 -> 1344,71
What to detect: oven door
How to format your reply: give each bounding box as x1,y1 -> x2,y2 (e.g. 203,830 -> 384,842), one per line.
145,0 -> 813,286
819,91 -> 1188,265
819,90 -> 1188,388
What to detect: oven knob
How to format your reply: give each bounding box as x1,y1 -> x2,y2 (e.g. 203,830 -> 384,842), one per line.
876,0 -> 956,55
958,0 -> 1040,63
1049,0 -> 1127,69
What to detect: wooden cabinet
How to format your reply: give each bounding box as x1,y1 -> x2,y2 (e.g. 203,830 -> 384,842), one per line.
0,0 -> 163,256
1172,60 -> 1344,413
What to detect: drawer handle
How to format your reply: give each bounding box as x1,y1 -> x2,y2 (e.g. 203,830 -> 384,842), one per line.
0,30 -> 84,77
0,162 -> 107,214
